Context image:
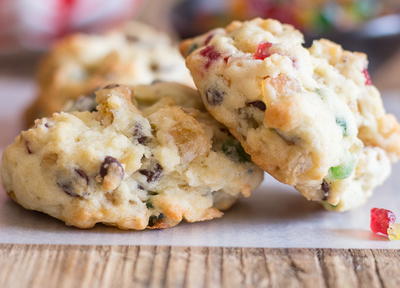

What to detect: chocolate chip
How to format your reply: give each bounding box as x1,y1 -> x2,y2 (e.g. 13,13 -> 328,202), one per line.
219,127 -> 230,134
100,156 -> 123,178
99,156 -> 124,191
146,201 -> 154,209
75,169 -> 89,185
205,88 -> 224,105
24,140 -> 32,154
148,213 -> 164,227
84,93 -> 98,112
103,84 -> 120,89
321,180 -> 330,200
57,168 -> 90,198
238,107 -> 261,129
133,123 -> 148,145
273,129 -> 298,145
148,215 -> 158,227
139,163 -> 163,183
136,136 -> 148,145
57,181 -> 80,198
204,34 -> 214,45
247,101 -> 266,111
66,94 -> 97,113
221,138 -> 250,163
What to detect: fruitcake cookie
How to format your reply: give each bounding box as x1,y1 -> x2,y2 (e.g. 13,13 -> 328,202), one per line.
25,21 -> 193,125
2,83 -> 263,229
180,18 -> 400,211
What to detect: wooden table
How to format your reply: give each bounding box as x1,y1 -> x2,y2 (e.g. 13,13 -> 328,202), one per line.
1,245 -> 399,287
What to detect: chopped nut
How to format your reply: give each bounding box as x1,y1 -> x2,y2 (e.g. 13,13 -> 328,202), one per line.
247,101 -> 266,111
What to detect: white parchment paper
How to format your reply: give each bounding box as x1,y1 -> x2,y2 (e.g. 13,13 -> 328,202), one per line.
0,76 -> 399,248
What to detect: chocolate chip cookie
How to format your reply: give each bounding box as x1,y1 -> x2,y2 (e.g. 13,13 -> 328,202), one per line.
2,83 -> 263,229
180,18 -> 400,211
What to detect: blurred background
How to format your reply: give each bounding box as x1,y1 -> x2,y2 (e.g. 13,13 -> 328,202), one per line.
0,0 -> 399,87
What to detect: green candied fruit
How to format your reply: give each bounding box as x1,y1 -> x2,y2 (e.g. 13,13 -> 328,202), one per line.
314,11 -> 333,33
328,160 -> 355,180
353,0 -> 376,19
336,117 -> 348,136
322,201 -> 340,210
222,138 -> 251,163
187,43 -> 199,56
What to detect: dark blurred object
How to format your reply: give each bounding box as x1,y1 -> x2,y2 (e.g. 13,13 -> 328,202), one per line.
0,52 -> 42,77
172,0 -> 228,39
172,0 -> 399,35
172,0 -> 400,72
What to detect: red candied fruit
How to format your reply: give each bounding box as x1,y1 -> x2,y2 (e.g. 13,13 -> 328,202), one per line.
363,69 -> 372,86
370,208 -> 396,236
254,42 -> 273,60
200,46 -> 221,69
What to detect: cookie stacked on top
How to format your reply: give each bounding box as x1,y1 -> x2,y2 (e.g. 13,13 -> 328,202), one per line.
180,18 -> 400,211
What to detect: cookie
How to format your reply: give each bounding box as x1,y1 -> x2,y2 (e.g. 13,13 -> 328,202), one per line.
180,18 -> 400,211
2,83 -> 263,229
25,21 -> 193,125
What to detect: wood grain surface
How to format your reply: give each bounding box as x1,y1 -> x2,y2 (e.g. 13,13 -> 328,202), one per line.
0,245 -> 399,288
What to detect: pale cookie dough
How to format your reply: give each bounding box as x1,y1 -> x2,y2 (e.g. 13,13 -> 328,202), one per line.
2,83 -> 263,229
180,18 -> 400,211
26,21 -> 193,125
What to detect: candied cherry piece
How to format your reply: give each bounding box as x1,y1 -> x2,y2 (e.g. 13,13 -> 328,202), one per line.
370,208 -> 396,236
363,69 -> 372,85
388,223 -> 400,241
254,42 -> 272,60
200,46 -> 221,68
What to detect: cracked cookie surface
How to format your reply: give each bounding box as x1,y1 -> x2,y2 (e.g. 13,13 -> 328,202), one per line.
180,18 -> 400,211
2,83 -> 263,229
